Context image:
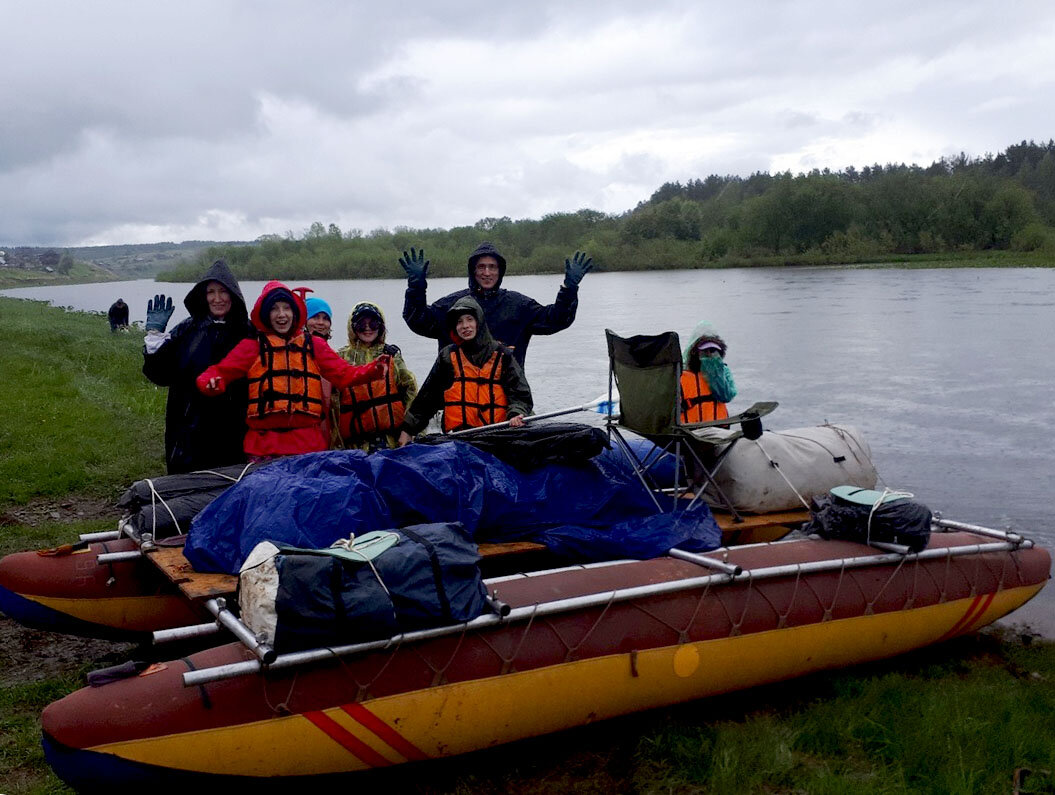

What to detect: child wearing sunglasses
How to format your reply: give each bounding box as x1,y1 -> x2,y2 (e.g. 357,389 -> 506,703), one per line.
335,301 -> 418,451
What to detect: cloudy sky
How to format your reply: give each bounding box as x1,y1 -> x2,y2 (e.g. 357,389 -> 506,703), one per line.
3,1 -> 1054,247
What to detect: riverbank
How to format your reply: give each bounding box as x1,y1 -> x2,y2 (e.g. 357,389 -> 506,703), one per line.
158,248 -> 1055,282
0,298 -> 1053,793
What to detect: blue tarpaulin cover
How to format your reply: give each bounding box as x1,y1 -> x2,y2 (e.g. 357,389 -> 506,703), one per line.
184,441 -> 721,574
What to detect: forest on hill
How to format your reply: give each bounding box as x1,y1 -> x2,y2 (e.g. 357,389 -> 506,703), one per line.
159,139 -> 1055,282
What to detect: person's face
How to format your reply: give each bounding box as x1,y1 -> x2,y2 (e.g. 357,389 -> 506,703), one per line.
354,316 -> 380,345
473,256 -> 501,290
269,300 -> 295,335
306,313 -> 331,338
455,313 -> 478,341
206,282 -> 232,319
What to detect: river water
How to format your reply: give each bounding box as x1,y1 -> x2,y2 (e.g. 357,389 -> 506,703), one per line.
4,267 -> 1054,631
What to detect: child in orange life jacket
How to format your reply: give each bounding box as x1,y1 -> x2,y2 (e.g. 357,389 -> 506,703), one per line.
336,302 -> 418,452
196,281 -> 390,459
680,321 -> 736,424
397,296 -> 531,446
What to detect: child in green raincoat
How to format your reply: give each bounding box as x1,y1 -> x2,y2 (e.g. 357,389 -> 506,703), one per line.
335,302 -> 418,451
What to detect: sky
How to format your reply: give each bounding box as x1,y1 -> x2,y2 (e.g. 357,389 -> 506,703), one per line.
3,0 -> 1054,247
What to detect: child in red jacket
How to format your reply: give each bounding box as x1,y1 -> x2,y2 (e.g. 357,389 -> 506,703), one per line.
197,281 -> 390,459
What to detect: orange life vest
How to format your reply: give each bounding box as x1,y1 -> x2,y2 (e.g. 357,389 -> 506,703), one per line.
680,370 -> 728,423
442,348 -> 508,432
338,366 -> 405,439
247,332 -> 325,420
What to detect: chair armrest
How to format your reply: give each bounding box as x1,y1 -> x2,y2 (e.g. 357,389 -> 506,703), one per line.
681,401 -> 778,431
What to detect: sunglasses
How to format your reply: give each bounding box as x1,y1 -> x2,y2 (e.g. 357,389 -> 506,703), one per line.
354,318 -> 380,331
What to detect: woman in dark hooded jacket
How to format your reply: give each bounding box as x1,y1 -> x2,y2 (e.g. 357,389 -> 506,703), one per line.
142,259 -> 250,473
398,296 -> 532,444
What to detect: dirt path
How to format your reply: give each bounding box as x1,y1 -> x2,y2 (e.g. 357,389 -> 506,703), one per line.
0,496 -> 116,529
0,615 -> 135,687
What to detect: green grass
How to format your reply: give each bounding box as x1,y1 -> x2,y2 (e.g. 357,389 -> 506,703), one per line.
0,297 -> 166,507
0,297 -> 1053,793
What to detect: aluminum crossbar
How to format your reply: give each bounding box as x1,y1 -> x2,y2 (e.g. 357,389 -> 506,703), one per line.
79,530 -> 122,543
183,537 -> 1028,687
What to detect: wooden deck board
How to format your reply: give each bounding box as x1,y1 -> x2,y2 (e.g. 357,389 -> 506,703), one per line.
145,509 -> 811,603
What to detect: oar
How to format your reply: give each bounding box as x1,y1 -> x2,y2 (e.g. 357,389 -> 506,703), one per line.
448,395 -> 614,437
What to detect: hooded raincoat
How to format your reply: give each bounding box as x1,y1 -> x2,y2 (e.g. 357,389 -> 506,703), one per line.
336,301 -> 419,451
195,281 -> 387,458
402,241 -> 578,370
142,259 -> 250,474
680,321 -> 737,422
402,296 -> 532,436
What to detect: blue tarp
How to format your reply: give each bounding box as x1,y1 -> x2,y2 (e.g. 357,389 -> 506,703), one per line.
184,441 -> 720,574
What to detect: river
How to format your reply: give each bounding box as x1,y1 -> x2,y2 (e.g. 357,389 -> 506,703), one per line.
4,266 -> 1054,632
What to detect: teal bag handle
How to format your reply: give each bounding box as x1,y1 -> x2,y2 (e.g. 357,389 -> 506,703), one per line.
277,530 -> 401,564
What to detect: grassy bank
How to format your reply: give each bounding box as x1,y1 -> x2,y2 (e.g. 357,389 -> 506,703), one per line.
0,261 -> 121,290
0,298 -> 165,508
0,298 -> 1053,793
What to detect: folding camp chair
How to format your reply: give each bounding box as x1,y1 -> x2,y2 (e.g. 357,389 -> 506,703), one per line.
605,329 -> 778,521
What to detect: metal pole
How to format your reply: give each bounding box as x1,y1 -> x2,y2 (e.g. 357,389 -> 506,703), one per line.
153,622 -> 223,644
96,550 -> 144,563
933,517 -> 1023,544
447,400 -> 602,437
204,598 -> 276,664
183,538 -> 1026,687
79,530 -> 122,543
669,548 -> 742,576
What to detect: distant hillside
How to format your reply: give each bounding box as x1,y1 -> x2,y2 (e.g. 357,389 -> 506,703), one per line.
0,240 -> 253,287
158,139 -> 1055,282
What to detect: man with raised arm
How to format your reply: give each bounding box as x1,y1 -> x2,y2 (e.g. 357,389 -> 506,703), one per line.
400,241 -> 591,370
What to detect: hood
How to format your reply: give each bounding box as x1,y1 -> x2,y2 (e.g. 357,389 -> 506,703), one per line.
250,280 -> 307,335
446,295 -> 497,352
683,320 -> 728,370
345,301 -> 388,346
467,241 -> 507,291
183,259 -> 248,324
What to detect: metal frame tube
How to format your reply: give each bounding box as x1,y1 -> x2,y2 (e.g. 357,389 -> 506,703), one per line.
153,622 -> 223,644
669,548 -> 742,576
934,518 -> 1023,544
183,537 -> 1027,687
79,530 -> 122,543
96,550 -> 144,563
204,598 -> 276,664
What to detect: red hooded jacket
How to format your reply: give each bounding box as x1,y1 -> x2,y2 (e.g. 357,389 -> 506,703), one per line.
196,281 -> 387,456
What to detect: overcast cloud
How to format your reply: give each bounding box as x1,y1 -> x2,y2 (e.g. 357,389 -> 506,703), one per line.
2,0 -> 1054,246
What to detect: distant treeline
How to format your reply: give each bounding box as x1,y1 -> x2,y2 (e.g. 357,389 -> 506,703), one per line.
159,139 -> 1055,282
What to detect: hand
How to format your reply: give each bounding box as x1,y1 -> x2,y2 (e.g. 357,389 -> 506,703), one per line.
146,294 -> 175,332
399,248 -> 429,287
563,251 -> 592,287
398,430 -> 414,447
375,353 -> 392,377
508,415 -> 526,428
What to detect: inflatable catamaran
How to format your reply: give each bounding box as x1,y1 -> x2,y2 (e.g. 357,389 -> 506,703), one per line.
40,517 -> 1047,788
0,421 -> 1046,788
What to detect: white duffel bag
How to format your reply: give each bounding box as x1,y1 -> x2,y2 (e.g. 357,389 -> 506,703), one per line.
702,424 -> 878,513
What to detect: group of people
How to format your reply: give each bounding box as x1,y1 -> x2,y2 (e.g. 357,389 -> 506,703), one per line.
142,243 -> 736,475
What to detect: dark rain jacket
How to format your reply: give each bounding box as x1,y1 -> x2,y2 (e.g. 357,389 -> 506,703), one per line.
142,259 -> 250,473
402,296 -> 533,436
402,242 -> 578,370
107,300 -> 129,327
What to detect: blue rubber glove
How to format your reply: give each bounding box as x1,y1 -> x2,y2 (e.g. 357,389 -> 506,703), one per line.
399,248 -> 430,288
146,294 -> 174,332
564,251 -> 593,287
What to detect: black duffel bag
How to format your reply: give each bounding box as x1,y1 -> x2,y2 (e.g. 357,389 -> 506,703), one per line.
271,522 -> 488,652
804,486 -> 932,552
117,463 -> 261,538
